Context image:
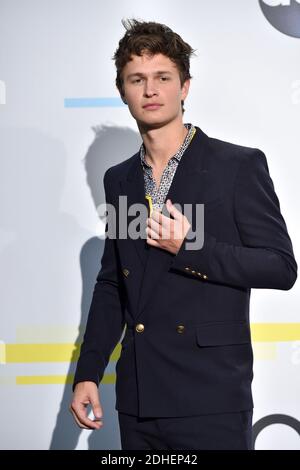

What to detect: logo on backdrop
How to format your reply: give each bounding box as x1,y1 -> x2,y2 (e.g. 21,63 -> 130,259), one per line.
259,0 -> 300,38
252,414 -> 300,447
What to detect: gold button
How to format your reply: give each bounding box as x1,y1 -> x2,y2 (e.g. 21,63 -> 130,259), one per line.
122,268 -> 130,277
135,323 -> 145,333
176,325 -> 185,333
191,270 -> 196,274
202,274 -> 208,280
184,267 -> 190,271
196,272 -> 202,276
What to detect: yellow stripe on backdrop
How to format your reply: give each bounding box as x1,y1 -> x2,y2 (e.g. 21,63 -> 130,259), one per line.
4,343 -> 121,363
250,323 -> 300,342
16,374 -> 116,385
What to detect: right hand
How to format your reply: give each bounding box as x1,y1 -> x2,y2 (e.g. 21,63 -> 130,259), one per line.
69,381 -> 103,430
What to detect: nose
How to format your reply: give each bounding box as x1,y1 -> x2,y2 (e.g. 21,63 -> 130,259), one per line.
143,78 -> 158,97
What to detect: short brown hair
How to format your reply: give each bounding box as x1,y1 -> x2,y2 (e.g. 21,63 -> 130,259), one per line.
112,18 -> 197,114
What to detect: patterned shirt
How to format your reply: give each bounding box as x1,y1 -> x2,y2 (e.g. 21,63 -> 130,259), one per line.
139,123 -> 197,212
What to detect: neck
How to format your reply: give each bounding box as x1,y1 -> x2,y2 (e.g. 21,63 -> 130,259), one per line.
138,118 -> 188,168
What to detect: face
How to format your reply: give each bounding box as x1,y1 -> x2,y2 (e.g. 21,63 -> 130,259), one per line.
120,52 -> 190,129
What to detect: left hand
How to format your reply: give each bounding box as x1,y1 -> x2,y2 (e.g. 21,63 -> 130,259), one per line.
146,199 -> 191,255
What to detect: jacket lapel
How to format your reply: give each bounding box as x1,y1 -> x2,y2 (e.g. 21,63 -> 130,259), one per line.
119,152 -> 150,268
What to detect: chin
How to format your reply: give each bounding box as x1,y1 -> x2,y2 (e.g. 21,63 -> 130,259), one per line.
136,114 -> 177,130
138,120 -> 167,131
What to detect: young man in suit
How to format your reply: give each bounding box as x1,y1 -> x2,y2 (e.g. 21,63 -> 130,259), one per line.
70,19 -> 297,449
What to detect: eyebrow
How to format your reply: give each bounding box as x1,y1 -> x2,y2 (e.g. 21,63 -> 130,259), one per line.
126,71 -> 173,79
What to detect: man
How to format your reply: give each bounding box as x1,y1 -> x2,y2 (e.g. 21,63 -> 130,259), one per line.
70,19 -> 297,450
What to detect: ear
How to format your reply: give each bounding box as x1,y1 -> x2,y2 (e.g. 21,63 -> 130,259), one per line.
181,78 -> 190,102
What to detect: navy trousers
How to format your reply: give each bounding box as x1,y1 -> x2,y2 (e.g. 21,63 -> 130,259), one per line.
118,410 -> 253,450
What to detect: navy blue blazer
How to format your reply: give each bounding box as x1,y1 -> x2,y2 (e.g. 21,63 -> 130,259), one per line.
73,126 -> 297,417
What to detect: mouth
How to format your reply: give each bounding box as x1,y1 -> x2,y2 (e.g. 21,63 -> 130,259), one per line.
143,104 -> 163,110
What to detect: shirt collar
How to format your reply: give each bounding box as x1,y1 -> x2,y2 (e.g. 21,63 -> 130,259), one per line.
139,123 -> 195,168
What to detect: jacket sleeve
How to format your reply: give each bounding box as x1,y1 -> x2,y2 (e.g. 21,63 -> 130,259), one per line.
73,169 -> 125,391
170,149 -> 297,290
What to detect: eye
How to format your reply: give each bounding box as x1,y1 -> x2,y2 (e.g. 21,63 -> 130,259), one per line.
160,76 -> 169,81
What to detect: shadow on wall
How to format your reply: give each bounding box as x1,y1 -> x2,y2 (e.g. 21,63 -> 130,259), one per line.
49,125 -> 141,450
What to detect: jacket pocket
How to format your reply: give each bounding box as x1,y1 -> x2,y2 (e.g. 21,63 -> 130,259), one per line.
195,321 -> 251,347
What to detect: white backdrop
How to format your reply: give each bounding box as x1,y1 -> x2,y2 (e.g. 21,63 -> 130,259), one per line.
0,0 -> 299,450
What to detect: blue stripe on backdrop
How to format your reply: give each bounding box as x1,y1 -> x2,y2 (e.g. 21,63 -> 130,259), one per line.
64,97 -> 126,108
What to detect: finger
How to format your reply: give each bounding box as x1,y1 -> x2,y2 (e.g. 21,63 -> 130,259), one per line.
151,209 -> 164,225
146,235 -> 160,248
150,210 -> 171,232
147,217 -> 162,237
152,219 -> 174,240
166,199 -> 182,220
146,226 -> 160,240
70,407 -> 91,429
71,402 -> 102,430
77,411 -> 102,429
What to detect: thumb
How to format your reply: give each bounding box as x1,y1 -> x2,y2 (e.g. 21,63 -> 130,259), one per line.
166,199 -> 182,220
90,393 -> 103,420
